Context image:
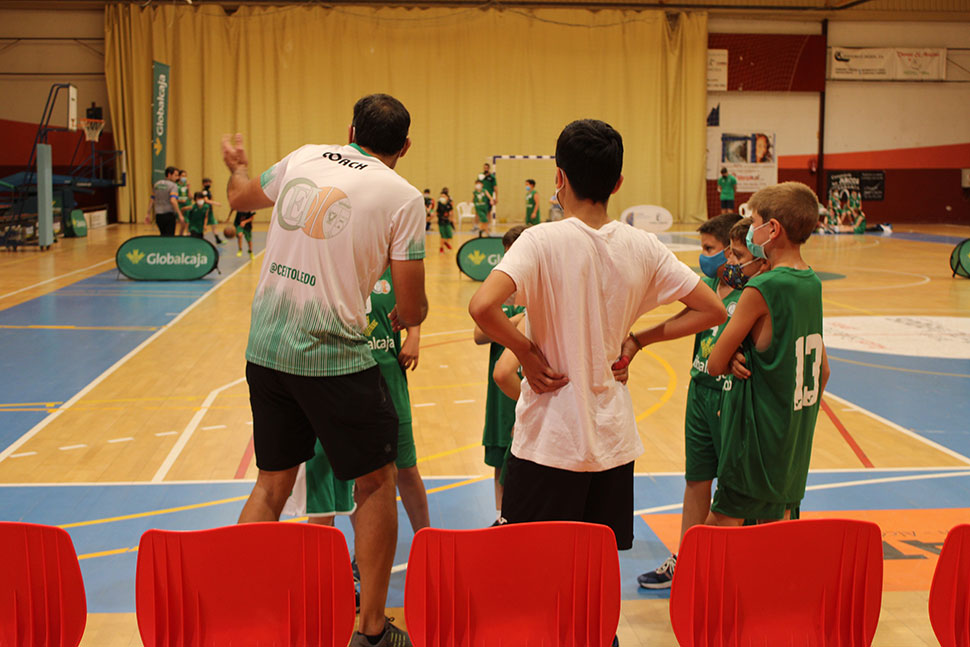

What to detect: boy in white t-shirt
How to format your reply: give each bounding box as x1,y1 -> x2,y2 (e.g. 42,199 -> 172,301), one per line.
468,119 -> 726,551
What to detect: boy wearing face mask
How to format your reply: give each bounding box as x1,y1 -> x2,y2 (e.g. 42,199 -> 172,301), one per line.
707,182 -> 830,526
436,188 -> 455,252
176,169 -> 191,236
723,217 -> 766,290
524,179 -> 540,226
637,211 -> 741,589
473,180 -> 491,237
181,191 -> 213,239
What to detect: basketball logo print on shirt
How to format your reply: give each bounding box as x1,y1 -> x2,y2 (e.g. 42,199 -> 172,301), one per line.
277,177 -> 352,239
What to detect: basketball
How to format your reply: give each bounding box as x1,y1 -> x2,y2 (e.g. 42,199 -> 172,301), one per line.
224,225 -> 237,239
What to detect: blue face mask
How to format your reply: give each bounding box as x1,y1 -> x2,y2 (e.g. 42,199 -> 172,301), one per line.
698,249 -> 727,278
746,222 -> 772,259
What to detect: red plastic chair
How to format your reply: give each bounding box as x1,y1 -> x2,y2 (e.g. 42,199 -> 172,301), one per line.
670,519 -> 882,647
405,521 -> 621,647
0,522 -> 87,647
929,523 -> 970,647
135,523 -> 356,646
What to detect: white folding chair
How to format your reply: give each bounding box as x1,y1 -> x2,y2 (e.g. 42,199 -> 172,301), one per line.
456,201 -> 475,232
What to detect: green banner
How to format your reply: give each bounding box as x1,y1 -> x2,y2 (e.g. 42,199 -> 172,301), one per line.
65,209 -> 88,238
951,239 -> 970,279
456,236 -> 506,282
117,236 -> 219,281
151,61 -> 170,184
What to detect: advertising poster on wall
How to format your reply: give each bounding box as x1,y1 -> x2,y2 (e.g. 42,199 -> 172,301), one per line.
714,132 -> 777,192
827,170 -> 885,202
829,47 -> 946,81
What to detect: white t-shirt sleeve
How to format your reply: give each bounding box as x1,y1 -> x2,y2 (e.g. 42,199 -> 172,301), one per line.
647,243 -> 701,307
493,229 -> 540,303
389,194 -> 427,261
259,148 -> 301,202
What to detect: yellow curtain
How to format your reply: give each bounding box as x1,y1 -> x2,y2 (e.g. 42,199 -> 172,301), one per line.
105,4 -> 707,224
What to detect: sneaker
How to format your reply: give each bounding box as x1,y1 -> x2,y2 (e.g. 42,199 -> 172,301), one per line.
215,236 -> 223,244
350,617 -> 411,647
248,251 -> 254,258
236,250 -> 242,257
637,554 -> 676,589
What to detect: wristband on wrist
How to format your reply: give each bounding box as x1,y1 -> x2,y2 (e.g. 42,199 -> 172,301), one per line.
629,331 -> 644,350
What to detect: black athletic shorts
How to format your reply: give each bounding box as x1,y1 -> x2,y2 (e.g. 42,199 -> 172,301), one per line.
156,212 -> 176,236
501,453 -> 634,550
246,362 -> 398,481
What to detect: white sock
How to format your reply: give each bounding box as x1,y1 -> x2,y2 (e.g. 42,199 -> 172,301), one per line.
496,509 -> 502,520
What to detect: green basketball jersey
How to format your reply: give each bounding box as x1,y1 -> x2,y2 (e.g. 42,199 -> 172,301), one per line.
177,180 -> 190,204
480,172 -> 496,195
482,304 -> 525,448
473,189 -> 490,217
690,276 -> 741,391
718,267 -> 824,505
184,204 -> 210,234
366,268 -> 411,424
525,189 -> 540,223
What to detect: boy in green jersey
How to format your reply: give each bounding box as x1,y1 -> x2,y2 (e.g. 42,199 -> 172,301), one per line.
524,179 -> 540,226
707,182 -> 831,525
180,191 -> 212,239
176,169 -> 191,235
473,226 -> 526,522
287,267 -> 430,532
637,212 -> 746,589
436,189 -> 454,252
473,180 -> 491,237
479,163 -> 497,221
718,167 -> 737,215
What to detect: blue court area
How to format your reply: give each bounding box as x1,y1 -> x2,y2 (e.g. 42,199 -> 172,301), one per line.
3,467 -> 970,611
0,234 -> 265,451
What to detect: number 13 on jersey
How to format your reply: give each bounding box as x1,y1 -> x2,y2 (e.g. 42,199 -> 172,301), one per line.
793,333 -> 823,411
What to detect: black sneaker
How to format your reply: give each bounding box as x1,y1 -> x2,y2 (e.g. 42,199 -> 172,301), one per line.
349,617 -> 411,647
637,554 -> 676,589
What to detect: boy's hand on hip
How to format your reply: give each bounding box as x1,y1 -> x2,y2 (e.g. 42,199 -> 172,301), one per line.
520,342 -> 568,394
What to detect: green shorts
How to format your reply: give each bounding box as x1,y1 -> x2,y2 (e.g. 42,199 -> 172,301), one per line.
476,209 -> 489,224
438,222 -> 453,239
396,421 -> 416,469
207,212 -> 217,226
711,482 -> 799,522
484,444 -> 509,469
237,226 -> 252,242
684,381 -> 723,482
525,213 -> 541,226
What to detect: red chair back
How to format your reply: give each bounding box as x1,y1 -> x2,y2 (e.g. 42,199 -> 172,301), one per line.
135,523 -> 355,647
670,519 -> 882,647
929,523 -> 970,647
405,521 -> 620,647
0,522 -> 87,647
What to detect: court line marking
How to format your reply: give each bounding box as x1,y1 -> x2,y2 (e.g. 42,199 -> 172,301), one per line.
633,469 -> 970,516
0,254 -> 263,465
453,399 -> 476,404
0,324 -> 160,332
416,443 -> 479,465
107,437 -> 134,444
0,258 -> 114,301
421,337 -> 472,350
823,267 -> 931,293
410,381 -> 486,391
201,424 -> 227,430
828,355 -> 970,379
825,392 -> 970,466
635,349 -> 676,423
152,377 -> 247,482
234,438 -> 255,479
820,397 -> 874,468
59,444 -> 86,451
420,329 -> 473,338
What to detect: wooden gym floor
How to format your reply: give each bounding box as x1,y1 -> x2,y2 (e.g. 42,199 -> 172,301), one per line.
1,220 -> 968,646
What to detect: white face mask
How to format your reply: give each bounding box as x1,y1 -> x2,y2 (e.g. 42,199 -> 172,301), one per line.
475,184 -> 483,191
439,197 -> 448,204
196,199 -> 205,206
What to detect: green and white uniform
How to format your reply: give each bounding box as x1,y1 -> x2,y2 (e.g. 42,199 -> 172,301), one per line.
525,188 -> 540,226
473,189 -> 490,223
249,143 -> 426,378
480,172 -> 496,203
684,276 -> 740,482
482,304 -> 525,468
853,212 -> 866,234
285,268 -> 419,517
713,267 -> 824,520
183,203 -> 211,235
176,180 -> 190,209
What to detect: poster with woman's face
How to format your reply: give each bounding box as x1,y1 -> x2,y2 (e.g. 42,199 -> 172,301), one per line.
716,132 -> 778,192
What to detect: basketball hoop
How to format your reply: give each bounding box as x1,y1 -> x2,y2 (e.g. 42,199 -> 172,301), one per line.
81,118 -> 103,143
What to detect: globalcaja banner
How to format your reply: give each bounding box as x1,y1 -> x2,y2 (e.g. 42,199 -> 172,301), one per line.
116,236 -> 219,281
456,236 -> 507,282
151,61 -> 170,184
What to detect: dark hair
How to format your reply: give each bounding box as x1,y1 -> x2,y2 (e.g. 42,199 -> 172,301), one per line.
424,188 -> 431,193
165,166 -> 178,177
555,119 -> 623,204
202,177 -> 211,183
698,212 -> 742,246
352,94 -> 410,156
193,191 -> 205,200
441,187 -> 449,195
178,169 -> 186,174
720,167 -> 728,174
526,179 -> 535,186
503,225 -> 526,251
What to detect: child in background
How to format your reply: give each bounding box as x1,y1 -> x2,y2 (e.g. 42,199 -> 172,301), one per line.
181,191 -> 212,240
201,177 -> 224,244
524,179 -> 540,226
437,188 -> 455,252
637,212 -> 743,590
423,188 -> 434,232
227,209 -> 255,258
473,225 -> 526,523
473,180 -> 491,237
176,169 -> 191,235
707,182 -> 830,526
718,167 -> 737,215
